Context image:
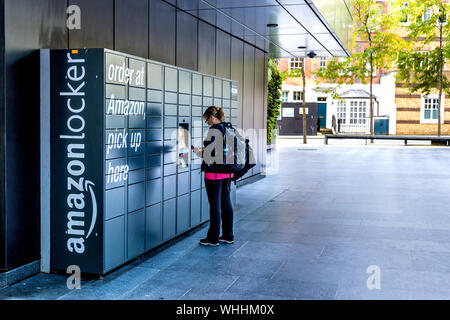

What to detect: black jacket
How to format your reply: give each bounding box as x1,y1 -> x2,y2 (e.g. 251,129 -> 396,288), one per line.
200,122 -> 230,173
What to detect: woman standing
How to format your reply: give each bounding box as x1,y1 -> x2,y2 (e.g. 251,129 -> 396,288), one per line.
192,106 -> 234,246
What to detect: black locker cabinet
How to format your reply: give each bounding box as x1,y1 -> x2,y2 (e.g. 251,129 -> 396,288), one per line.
48,48 -> 237,275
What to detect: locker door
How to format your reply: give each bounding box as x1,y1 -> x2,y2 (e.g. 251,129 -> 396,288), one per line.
163,198 -> 176,240
177,194 -> 190,234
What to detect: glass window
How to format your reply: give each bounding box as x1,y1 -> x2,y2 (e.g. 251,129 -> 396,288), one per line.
293,91 -> 303,101
400,2 -> 409,24
424,7 -> 432,21
337,100 -> 346,124
424,97 -> 439,119
319,57 -> 327,70
414,51 -> 430,70
281,91 -> 289,102
348,100 -> 367,124
289,58 -> 304,70
282,108 -> 295,117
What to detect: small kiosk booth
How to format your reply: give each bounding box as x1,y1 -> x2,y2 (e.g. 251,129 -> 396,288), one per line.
41,49 -> 238,275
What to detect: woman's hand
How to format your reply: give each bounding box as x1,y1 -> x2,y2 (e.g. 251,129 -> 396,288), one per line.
192,146 -> 204,157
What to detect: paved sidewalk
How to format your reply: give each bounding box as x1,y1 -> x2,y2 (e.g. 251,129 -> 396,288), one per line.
1,140 -> 450,299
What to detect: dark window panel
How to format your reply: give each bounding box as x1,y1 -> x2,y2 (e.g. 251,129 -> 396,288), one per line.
231,37 -> 244,129
243,43 -> 254,132
114,0 -> 149,58
198,21 -> 215,75
2,0 -> 68,269
215,30 -> 231,79
176,10 -> 198,71
69,0 -> 114,49
149,0 -> 176,65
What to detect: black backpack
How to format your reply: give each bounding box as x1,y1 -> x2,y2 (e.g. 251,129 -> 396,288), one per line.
221,122 -> 246,173
222,123 -> 256,182
203,122 -> 256,179
231,137 -> 256,182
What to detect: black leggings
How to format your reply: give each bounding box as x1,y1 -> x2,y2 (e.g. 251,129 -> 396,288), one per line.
204,178 -> 234,242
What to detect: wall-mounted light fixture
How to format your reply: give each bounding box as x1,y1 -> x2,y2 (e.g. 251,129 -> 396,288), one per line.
307,51 -> 317,58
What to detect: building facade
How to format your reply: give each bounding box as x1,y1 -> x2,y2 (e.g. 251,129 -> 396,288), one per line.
279,0 -> 450,136
394,1 -> 450,135
278,56 -> 397,134
0,0 -> 269,276
0,0 -> 352,284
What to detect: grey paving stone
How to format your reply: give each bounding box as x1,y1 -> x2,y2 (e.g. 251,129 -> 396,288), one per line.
104,266 -> 160,286
408,290 -> 450,300
225,276 -> 337,300
271,261 -> 363,287
285,243 -> 325,263
299,234 -> 450,253
123,280 -> 190,300
360,219 -> 432,230
317,245 -> 414,270
270,191 -> 310,202
181,288 -> 295,300
353,267 -> 450,294
231,241 -> 296,261
3,142 -> 450,300
137,252 -> 185,270
165,256 -> 220,273
233,220 -> 273,233
59,279 -> 133,300
295,217 -> 363,226
334,286 -> 413,300
123,270 -> 239,300
200,257 -> 284,279
180,240 -> 247,258
0,274 -> 78,300
155,236 -> 202,255
410,251 -> 450,273
241,214 -> 299,223
186,226 -> 209,239
263,221 -> 344,236
58,266 -> 160,300
245,231 -> 309,244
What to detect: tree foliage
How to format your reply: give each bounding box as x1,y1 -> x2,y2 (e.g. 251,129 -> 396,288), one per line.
396,0 -> 450,94
397,47 -> 450,94
315,0 -> 403,90
267,58 -> 282,144
396,0 -> 449,135
314,0 -> 404,134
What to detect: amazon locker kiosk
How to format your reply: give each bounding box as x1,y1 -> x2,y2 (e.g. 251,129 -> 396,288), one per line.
43,48 -> 238,275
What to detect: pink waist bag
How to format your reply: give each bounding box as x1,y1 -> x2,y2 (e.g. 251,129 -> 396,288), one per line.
204,173 -> 234,180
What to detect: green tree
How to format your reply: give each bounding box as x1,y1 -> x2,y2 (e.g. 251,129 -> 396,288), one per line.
267,58 -> 282,144
315,0 -> 404,137
396,0 -> 450,136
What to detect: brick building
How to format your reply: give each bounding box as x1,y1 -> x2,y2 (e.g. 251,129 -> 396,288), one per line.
393,1 -> 450,135
278,0 -> 450,136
